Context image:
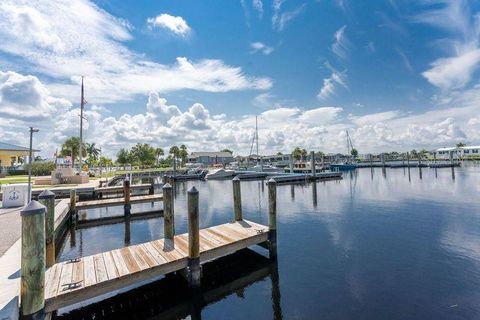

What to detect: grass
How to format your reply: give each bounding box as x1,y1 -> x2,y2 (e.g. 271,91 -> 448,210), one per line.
0,175 -> 29,185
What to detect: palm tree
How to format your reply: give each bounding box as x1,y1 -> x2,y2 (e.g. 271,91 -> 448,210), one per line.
60,137 -> 86,167
179,144 -> 188,166
86,142 -> 101,161
155,147 -> 164,165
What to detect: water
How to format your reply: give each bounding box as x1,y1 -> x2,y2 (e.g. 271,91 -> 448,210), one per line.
57,165 -> 480,319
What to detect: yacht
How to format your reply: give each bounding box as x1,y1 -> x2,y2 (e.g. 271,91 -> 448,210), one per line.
205,168 -> 236,180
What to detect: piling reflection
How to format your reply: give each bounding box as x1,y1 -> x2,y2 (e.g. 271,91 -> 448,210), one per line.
124,215 -> 131,246
419,167 -> 423,180
55,249 -> 283,320
312,182 -> 318,208
451,167 -> 455,180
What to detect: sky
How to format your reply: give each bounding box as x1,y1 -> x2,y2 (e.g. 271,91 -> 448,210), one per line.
0,0 -> 480,158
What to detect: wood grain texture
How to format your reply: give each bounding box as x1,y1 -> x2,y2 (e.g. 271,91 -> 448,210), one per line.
44,220 -> 268,312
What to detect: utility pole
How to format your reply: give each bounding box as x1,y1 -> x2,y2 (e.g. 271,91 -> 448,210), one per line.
78,76 -> 86,172
27,127 -> 39,202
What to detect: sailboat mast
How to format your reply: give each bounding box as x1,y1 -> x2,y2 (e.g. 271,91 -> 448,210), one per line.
256,115 -> 259,165
79,76 -> 85,171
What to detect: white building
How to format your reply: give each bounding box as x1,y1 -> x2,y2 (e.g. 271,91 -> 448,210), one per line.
188,152 -> 234,165
433,146 -> 480,159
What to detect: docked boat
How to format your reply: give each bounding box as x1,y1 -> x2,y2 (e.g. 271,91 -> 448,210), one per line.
246,164 -> 284,173
205,168 -> 236,179
330,163 -> 357,171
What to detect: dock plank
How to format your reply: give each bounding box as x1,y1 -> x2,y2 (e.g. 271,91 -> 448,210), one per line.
76,194 -> 163,209
44,219 -> 268,312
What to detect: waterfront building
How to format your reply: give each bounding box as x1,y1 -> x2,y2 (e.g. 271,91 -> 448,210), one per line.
188,151 -> 234,165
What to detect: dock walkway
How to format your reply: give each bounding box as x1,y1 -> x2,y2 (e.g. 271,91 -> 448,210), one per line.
76,194 -> 163,210
44,220 -> 268,312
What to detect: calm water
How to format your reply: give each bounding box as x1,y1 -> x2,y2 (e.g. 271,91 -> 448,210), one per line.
57,165 -> 480,319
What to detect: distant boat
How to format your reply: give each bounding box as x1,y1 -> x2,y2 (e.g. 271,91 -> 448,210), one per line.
246,164 -> 284,173
205,168 -> 236,180
331,130 -> 357,171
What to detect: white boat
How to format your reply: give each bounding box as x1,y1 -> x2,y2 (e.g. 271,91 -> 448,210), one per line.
205,168 -> 236,180
247,164 -> 284,173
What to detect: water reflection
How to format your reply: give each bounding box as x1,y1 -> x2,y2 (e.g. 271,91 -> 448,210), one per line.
56,249 -> 283,320
56,166 -> 480,319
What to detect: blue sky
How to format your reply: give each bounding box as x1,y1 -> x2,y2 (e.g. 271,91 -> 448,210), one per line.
0,0 -> 479,157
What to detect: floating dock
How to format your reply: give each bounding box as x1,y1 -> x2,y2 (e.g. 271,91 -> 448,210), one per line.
76,194 -> 163,210
267,171 -> 342,184
43,220 -> 269,312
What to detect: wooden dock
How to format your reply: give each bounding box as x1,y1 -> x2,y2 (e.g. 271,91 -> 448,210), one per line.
76,194 -> 163,210
43,220 -> 268,312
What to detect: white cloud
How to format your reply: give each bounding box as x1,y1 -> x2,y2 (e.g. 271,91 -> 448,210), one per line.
395,47 -> 414,73
272,1 -> 306,31
416,0 -> 480,91
0,0 -> 271,104
252,0 -> 263,19
250,42 -> 274,55
317,63 -> 348,100
147,13 -> 191,36
332,25 -> 349,59
352,111 -> 400,126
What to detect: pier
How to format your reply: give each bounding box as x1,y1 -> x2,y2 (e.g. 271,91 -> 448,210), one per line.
16,178 -> 279,318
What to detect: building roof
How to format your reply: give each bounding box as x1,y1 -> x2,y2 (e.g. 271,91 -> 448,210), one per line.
0,142 -> 39,152
190,151 -> 233,158
460,146 -> 480,150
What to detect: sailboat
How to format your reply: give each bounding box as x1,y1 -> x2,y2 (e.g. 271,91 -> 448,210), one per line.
330,131 -> 357,171
244,116 -> 284,173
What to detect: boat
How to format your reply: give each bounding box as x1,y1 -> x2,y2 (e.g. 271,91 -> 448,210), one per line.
205,168 -> 236,179
246,164 -> 284,173
331,131 -> 357,171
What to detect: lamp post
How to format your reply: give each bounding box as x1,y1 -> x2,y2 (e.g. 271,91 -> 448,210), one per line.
27,127 -> 39,202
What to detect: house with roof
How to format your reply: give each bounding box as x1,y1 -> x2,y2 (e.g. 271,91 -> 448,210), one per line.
187,151 -> 234,165
0,142 -> 39,168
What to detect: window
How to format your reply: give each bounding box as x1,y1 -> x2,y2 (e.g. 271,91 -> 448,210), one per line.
473,149 -> 479,154
464,150 -> 470,154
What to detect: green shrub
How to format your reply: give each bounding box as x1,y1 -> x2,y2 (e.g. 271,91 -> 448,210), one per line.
24,161 -> 56,176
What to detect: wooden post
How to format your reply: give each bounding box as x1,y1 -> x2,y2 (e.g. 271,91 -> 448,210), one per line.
149,181 -> 154,195
20,201 -> 46,319
123,179 -> 131,215
450,151 -> 454,166
289,154 -> 294,173
69,189 -> 76,216
187,186 -> 201,288
232,176 -> 242,221
370,156 -> 373,168
267,178 -> 277,259
381,153 -> 386,167
310,151 -> 316,177
38,190 -> 55,268
406,152 -> 410,167
163,183 -> 175,239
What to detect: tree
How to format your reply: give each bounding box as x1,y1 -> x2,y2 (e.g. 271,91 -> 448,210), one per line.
350,148 -> 358,159
419,149 -> 430,159
98,156 -> 113,167
222,149 -> 233,154
276,152 -> 283,155
116,148 -> 130,168
410,149 -> 418,159
301,148 -> 308,161
457,142 -> 466,148
86,142 -> 101,161
169,146 -> 180,160
292,147 -> 303,161
155,147 -> 164,165
179,144 -> 188,166
60,137 -> 86,167
131,143 -> 156,167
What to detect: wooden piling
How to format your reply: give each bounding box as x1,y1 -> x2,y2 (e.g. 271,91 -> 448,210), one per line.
38,190 -> 55,268
20,201 -> 46,319
149,181 -> 154,195
267,178 -> 277,259
289,154 -> 294,173
232,176 -> 242,221
381,153 -> 386,167
310,151 -> 316,177
406,152 -> 410,167
123,179 -> 131,215
69,189 -> 76,216
163,183 -> 175,239
187,186 -> 201,288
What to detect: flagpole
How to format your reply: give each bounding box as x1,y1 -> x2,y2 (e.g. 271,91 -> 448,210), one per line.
79,76 -> 85,172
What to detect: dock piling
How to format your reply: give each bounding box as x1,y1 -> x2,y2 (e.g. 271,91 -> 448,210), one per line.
38,190 -> 55,268
69,189 -> 77,216
187,186 -> 201,288
289,154 -> 294,173
406,152 -> 410,167
310,151 -> 316,177
267,178 -> 278,259
123,179 -> 131,215
163,183 -> 175,239
232,176 -> 242,221
20,201 -> 46,320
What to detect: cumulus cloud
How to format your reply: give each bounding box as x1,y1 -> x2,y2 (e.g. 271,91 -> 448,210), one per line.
147,13 -> 191,36
0,71 -> 71,121
0,0 -> 272,103
250,42 -> 274,55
